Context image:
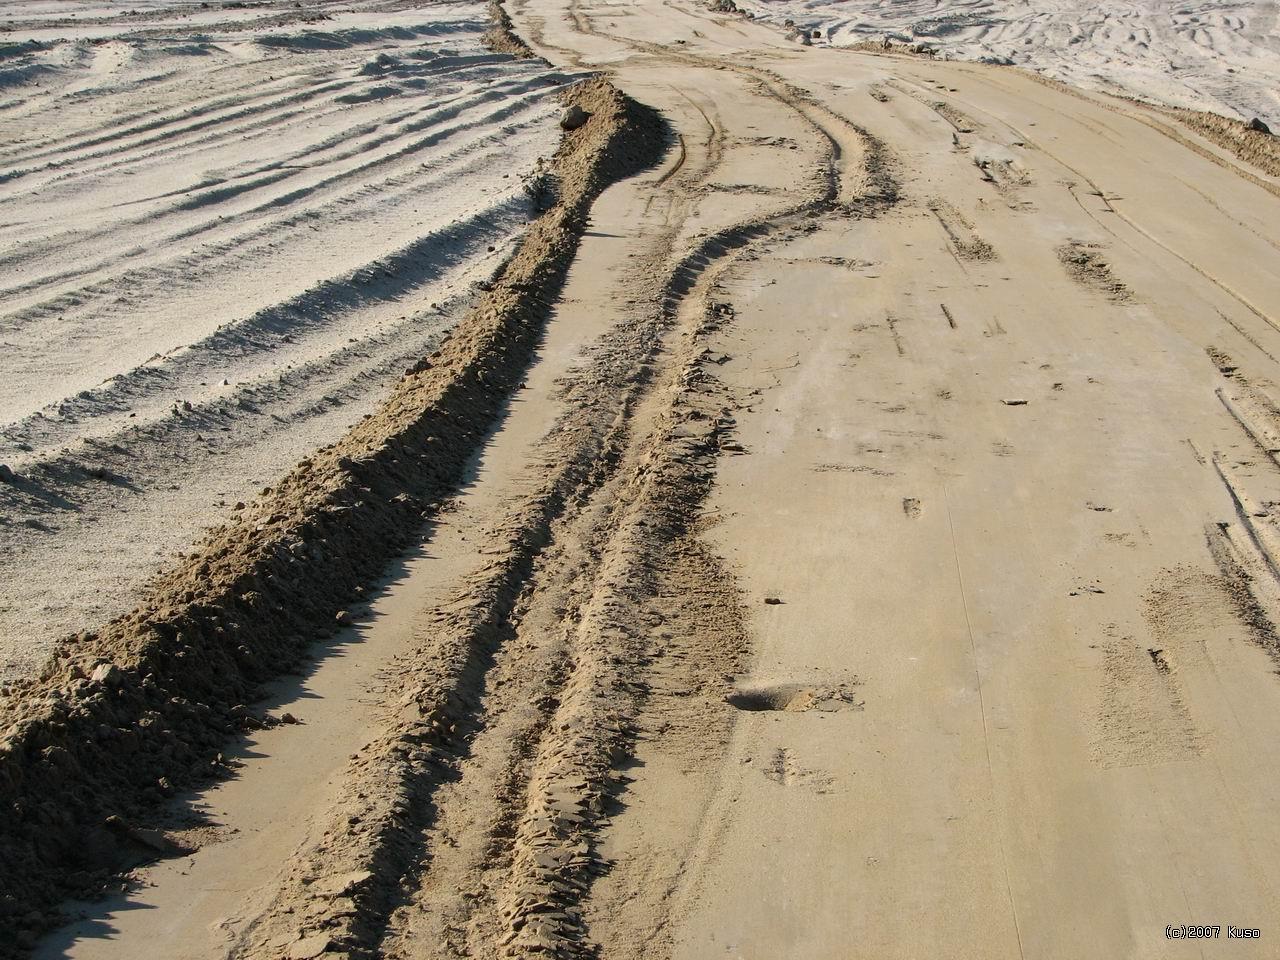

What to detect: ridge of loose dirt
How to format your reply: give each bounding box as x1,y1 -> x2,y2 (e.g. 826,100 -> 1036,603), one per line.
486,0 -> 536,58
0,72 -> 666,953
1160,106 -> 1280,180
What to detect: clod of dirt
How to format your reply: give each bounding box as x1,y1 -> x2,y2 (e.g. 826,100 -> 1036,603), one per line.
307,868 -> 372,897
763,596 -> 783,605
1057,241 -> 1134,302
1206,346 -> 1238,376
1248,117 -> 1272,135
560,104 -> 589,130
1069,584 -> 1106,596
104,816 -> 186,855
287,934 -> 332,960
89,662 -> 123,686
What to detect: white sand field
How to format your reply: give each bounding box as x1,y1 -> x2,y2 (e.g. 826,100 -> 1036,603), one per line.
0,0 -> 564,679
742,0 -> 1280,122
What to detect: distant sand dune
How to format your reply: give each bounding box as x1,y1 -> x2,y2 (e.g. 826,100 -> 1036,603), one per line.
743,0 -> 1280,121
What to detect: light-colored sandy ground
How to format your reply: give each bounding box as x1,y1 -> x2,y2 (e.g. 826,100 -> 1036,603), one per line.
11,0 -> 1280,957
740,0 -> 1280,122
0,0 -> 564,680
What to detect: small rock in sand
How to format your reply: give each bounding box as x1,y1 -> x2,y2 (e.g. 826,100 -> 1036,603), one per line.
764,597 -> 783,605
1001,398 -> 1029,406
90,663 -> 123,686
560,105 -> 588,130
309,868 -> 372,897
104,815 -> 180,853
127,825 -> 178,853
1248,117 -> 1271,135
287,935 -> 332,960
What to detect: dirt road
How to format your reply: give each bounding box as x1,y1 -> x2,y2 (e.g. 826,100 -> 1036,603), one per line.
12,0 -> 1280,957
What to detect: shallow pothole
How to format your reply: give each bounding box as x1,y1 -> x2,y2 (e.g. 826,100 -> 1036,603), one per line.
725,682 -> 861,713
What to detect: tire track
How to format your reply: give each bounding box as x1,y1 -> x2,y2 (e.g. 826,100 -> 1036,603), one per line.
345,5 -> 906,958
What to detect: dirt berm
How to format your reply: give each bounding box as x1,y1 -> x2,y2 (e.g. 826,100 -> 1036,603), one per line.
0,76 -> 666,952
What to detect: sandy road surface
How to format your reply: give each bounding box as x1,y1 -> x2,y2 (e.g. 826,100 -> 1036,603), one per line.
11,0 -> 1280,958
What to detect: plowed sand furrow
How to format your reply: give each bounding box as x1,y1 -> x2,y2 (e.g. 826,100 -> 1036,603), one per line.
0,37 -> 403,150
6,61 -> 544,203
0,117 -> 560,436
0,272 -> 499,661
0,79 -> 557,314
0,120 -> 546,342
0,6 -> 564,677
0,145 -> 531,329
0,76 -> 358,182
1,198 -> 530,458
0,66 -> 313,167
